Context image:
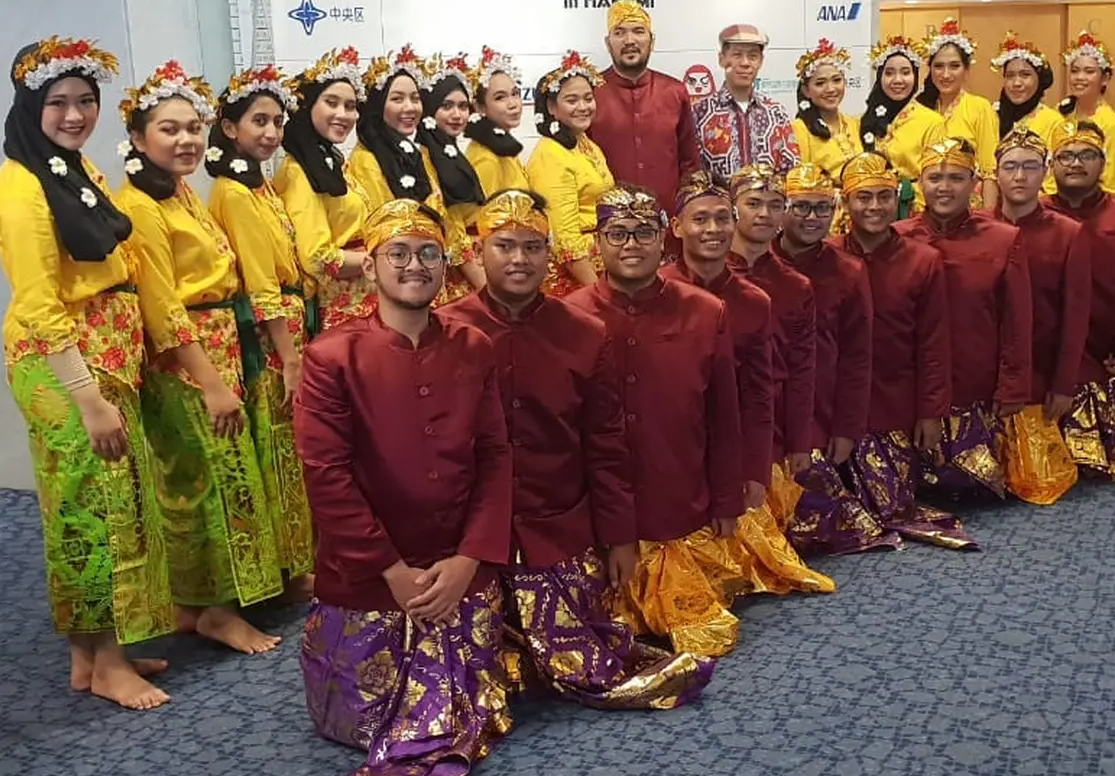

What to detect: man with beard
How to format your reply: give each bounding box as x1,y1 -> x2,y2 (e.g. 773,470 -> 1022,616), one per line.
441,189 -> 714,708
1043,120 -> 1115,477
295,200 -> 513,773
771,164 -> 898,557
590,0 -> 701,223
994,127 -> 1089,503
835,152 -> 976,550
566,184 -> 746,658
897,138 -> 1032,501
693,24 -> 799,178
662,170 -> 835,594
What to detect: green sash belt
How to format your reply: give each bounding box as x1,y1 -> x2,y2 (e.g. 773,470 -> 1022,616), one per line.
186,296 -> 264,384
898,178 -> 915,220
102,282 -> 137,295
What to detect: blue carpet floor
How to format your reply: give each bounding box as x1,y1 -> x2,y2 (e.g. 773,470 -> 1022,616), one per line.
1,484 -> 1113,776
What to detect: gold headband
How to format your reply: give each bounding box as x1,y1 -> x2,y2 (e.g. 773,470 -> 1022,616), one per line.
785,164 -> 837,197
729,164 -> 786,199
607,0 -> 651,33
364,199 -> 445,254
1049,120 -> 1106,155
595,186 -> 665,228
675,171 -> 731,213
840,152 -> 898,194
996,127 -> 1048,161
919,138 -> 977,173
476,191 -> 550,240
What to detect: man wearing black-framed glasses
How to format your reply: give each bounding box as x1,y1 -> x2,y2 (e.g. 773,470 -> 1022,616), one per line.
1044,120 -> 1115,478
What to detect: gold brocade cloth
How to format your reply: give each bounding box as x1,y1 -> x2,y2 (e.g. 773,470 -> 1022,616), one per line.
1002,405 -> 1078,505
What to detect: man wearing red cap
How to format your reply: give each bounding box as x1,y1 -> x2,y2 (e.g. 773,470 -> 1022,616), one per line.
590,1 -> 702,224
693,23 -> 799,178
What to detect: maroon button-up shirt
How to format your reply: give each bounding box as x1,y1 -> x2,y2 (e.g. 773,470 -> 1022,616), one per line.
997,202 -> 1091,401
834,229 -> 952,433
566,276 -> 744,541
1043,190 -> 1115,384
771,239 -> 873,446
440,290 -> 636,568
589,67 -> 702,214
293,312 -> 512,612
895,211 -> 1033,408
661,261 -> 774,485
727,250 -> 816,458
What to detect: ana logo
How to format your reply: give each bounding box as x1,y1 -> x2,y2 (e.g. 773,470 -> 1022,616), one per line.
817,2 -> 861,21
289,0 -> 327,35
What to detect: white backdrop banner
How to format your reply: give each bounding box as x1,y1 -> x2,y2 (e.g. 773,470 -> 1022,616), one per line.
271,0 -> 877,144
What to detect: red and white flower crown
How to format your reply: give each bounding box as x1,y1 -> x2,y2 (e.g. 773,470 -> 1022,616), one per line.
796,38 -> 851,80
1063,30 -> 1110,70
990,32 -> 1048,72
925,17 -> 976,62
471,46 -> 520,93
14,37 -> 119,91
299,47 -> 366,102
119,60 -> 217,124
869,35 -> 926,70
425,52 -> 470,91
365,45 -> 429,93
539,51 -> 603,95
226,64 -> 297,111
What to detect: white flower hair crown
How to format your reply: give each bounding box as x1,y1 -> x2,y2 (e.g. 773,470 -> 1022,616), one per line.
15,37 -> 119,91
226,64 -> 298,112
118,60 -> 217,125
299,47 -> 367,102
471,46 -> 521,93
990,33 -> 1048,73
925,18 -> 976,62
1063,31 -> 1111,70
869,35 -> 926,71
365,45 -> 430,93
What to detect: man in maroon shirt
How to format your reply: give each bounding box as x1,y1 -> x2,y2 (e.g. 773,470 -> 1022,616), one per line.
836,151 -> 976,550
294,200 -> 512,772
1044,120 -> 1115,478
442,189 -> 712,707
566,183 -> 746,658
767,163 -> 898,556
589,1 -> 701,221
662,170 -> 835,594
995,127 -> 1089,503
898,138 -> 1033,500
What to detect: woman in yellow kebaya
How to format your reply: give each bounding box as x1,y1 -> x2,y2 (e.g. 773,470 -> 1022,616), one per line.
116,60 -> 284,656
416,53 -> 487,304
206,66 -> 314,600
1058,30 -> 1115,192
992,33 -> 1059,141
465,47 -> 528,196
526,50 -> 615,297
0,37 -> 173,711
273,48 -> 374,332
918,18 -> 999,208
858,35 -> 945,218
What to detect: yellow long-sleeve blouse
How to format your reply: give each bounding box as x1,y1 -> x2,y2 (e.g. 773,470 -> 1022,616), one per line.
347,143 -> 445,217
272,156 -> 375,330
0,158 -> 136,365
792,114 -> 864,181
938,91 -> 998,180
1060,101 -> 1115,193
874,101 -> 946,182
466,140 -> 529,197
209,177 -> 301,323
116,179 -> 239,357
526,135 -> 615,264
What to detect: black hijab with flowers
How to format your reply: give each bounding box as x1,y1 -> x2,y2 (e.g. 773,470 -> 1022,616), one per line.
416,75 -> 483,207
357,71 -> 434,201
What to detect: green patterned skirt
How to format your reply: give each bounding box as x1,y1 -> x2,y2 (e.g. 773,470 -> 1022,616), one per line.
140,371 -> 283,607
8,357 -> 174,644
246,367 -> 314,577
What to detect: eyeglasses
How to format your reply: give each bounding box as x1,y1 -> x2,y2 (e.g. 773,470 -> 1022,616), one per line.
999,160 -> 1045,174
1053,149 -> 1102,166
789,201 -> 835,218
600,225 -> 661,247
377,244 -> 446,269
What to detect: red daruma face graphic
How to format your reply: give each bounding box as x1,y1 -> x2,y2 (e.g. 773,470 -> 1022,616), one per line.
684,64 -> 716,99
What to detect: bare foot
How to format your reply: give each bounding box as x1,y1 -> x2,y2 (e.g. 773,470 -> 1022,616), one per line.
280,573 -> 315,603
90,653 -> 170,710
174,605 -> 200,634
72,657 -> 168,692
195,607 -> 282,654
69,639 -> 95,691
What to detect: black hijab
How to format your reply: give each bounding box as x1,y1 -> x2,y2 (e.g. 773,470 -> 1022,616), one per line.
206,90 -> 287,189
3,42 -> 132,261
281,79 -> 348,197
463,114 -> 523,157
859,54 -> 920,151
357,71 -> 433,201
997,60 -> 1055,138
416,76 -> 483,207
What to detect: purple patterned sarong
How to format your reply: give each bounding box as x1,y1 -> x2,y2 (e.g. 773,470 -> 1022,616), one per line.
848,431 -> 978,550
1061,379 -> 1115,477
920,402 -> 1005,499
502,548 -> 714,709
300,582 -> 512,776
786,450 -> 903,557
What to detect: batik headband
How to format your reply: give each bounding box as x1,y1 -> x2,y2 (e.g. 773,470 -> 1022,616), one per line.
840,152 -> 898,194
595,186 -> 666,228
13,36 -> 118,90
476,190 -> 550,240
1049,120 -> 1106,155
995,127 -> 1048,161
607,0 -> 652,33
729,164 -> 787,199
364,199 -> 446,254
919,138 -> 978,173
119,59 -> 217,125
675,171 -> 732,214
785,163 -> 837,197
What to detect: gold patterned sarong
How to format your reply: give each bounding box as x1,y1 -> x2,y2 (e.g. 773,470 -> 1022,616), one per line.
1002,405 -> 1078,505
